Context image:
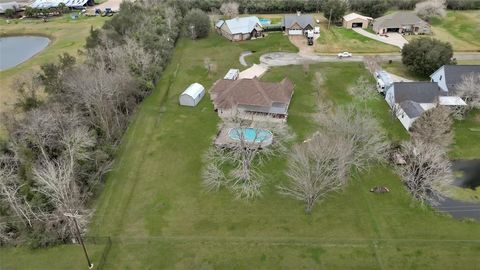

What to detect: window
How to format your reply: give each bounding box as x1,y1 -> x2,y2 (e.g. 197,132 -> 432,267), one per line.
439,75 -> 442,81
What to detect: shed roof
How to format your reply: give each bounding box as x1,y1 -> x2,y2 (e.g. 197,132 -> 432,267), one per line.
373,11 -> 427,29
343,12 -> 373,22
0,2 -> 19,12
210,78 -> 294,110
222,16 -> 262,34
399,100 -> 424,118
181,83 -> 205,100
391,82 -> 443,104
31,0 -> 89,8
283,14 -> 314,29
215,20 -> 224,28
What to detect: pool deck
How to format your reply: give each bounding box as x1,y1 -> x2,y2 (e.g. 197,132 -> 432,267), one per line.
214,128 -> 273,149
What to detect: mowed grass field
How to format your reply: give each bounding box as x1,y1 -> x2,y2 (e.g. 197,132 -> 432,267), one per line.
0,15 -> 108,114
2,27 -> 480,270
420,10 -> 480,52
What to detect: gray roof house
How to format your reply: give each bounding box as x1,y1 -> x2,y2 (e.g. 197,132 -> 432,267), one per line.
283,12 -> 314,35
430,65 -> 480,93
373,11 -> 430,34
385,81 -> 466,130
215,16 -> 263,41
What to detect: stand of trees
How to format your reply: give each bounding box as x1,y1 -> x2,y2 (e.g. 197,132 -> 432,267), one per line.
280,105 -> 388,213
0,0 -> 182,247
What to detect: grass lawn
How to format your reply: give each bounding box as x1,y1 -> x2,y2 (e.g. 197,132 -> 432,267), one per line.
1,30 -> 479,269
0,15 -> 109,115
424,11 -> 480,52
381,61 -> 429,81
315,25 -> 400,54
451,110 -> 480,159
0,243 -> 108,269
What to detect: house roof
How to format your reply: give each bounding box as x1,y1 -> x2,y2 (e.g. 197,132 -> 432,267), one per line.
436,65 -> 480,92
343,12 -> 373,22
215,20 -> 224,28
210,78 -> 294,110
283,14 -> 314,29
373,11 -> 427,29
221,16 -> 262,34
31,0 -> 89,8
391,82 -> 443,104
399,100 -> 424,118
181,83 -> 205,100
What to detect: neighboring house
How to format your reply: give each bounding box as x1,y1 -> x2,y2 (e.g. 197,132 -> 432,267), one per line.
342,13 -> 373,29
283,12 -> 314,35
215,16 -> 263,41
30,0 -> 92,8
0,1 -> 19,13
210,78 -> 294,122
179,83 -> 205,107
430,65 -> 480,93
373,11 -> 431,35
385,82 -> 465,130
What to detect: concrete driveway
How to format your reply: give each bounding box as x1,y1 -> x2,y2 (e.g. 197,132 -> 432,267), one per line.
238,64 -> 268,79
289,35 -> 315,56
352,28 -> 408,49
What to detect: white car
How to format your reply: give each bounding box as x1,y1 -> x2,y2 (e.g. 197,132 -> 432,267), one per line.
337,52 -> 352,58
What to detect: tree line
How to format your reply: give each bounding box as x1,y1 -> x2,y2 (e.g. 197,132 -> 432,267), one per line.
0,0 -> 183,247
192,0 -> 477,18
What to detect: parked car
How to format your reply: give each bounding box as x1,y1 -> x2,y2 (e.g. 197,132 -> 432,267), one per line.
337,52 -> 352,58
307,37 -> 313,46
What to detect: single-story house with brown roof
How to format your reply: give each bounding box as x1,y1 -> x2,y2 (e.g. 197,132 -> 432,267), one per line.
342,13 -> 373,29
373,11 -> 430,34
210,78 -> 294,122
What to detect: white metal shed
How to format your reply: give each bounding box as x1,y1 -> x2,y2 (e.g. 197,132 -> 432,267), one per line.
179,83 -> 205,107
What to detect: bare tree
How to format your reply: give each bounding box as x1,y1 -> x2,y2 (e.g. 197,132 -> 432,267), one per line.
396,141 -> 453,206
415,0 -> 446,19
347,76 -> 378,103
317,105 -> 389,171
64,63 -> 137,141
202,116 -> 292,199
455,72 -> 480,111
410,106 -> 453,149
220,1 -> 239,18
203,57 -> 217,76
279,133 -> 351,213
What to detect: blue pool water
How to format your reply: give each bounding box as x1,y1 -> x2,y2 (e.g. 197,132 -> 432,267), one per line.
259,18 -> 271,25
228,128 -> 272,143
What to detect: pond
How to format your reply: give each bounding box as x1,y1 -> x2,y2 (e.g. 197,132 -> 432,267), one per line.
434,160 -> 480,221
0,36 -> 50,70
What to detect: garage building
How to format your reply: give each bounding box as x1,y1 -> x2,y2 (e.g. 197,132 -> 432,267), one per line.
342,13 -> 373,29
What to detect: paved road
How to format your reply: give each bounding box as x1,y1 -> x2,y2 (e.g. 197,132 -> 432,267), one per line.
352,28 -> 408,49
239,51 -> 252,67
260,52 -> 480,66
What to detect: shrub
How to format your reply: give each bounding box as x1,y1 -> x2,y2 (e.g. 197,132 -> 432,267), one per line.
184,8 -> 210,40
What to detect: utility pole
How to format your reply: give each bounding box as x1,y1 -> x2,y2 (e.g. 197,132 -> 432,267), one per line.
64,213 -> 93,269
328,9 -> 333,30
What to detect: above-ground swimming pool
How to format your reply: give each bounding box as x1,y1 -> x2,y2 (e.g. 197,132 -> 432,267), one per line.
259,18 -> 271,25
228,128 -> 273,143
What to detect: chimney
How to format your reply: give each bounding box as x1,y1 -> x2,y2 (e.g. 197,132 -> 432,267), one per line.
296,11 -> 301,16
